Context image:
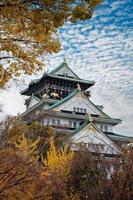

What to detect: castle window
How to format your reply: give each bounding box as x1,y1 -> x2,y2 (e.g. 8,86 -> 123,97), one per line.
100,144 -> 105,150
63,73 -> 68,77
100,125 -> 103,131
73,107 -> 87,113
77,108 -> 79,112
69,121 -> 72,127
52,119 -> 55,125
57,119 -> 60,126
47,120 -> 49,125
73,107 -> 76,112
73,121 -> 77,128
84,109 -> 87,113
80,108 -> 83,113
104,125 -> 108,132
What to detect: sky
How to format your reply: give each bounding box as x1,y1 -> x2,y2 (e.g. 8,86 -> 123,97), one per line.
0,0 -> 133,136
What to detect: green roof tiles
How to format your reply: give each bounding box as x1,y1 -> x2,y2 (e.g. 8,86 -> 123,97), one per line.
21,60 -> 95,95
46,73 -> 95,85
105,132 -> 133,142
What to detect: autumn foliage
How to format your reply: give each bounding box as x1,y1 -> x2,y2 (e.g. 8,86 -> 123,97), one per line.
0,149 -> 37,200
0,0 -> 102,87
0,117 -> 133,200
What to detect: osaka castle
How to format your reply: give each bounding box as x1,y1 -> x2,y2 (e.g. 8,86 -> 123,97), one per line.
21,59 -> 132,156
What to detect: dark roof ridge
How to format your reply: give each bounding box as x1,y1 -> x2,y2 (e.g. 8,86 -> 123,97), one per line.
104,131 -> 133,139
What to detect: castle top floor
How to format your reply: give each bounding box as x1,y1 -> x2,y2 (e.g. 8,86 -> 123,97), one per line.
21,59 -> 95,100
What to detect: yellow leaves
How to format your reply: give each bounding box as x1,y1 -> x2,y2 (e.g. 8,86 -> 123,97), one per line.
42,39 -> 61,54
71,5 -> 92,22
0,0 -> 101,87
15,134 -> 40,162
32,24 -> 49,42
46,126 -> 55,137
40,137 -> 74,199
42,136 -> 58,169
2,24 -> 23,36
0,66 -> 10,88
42,137 -> 74,178
0,118 -> 77,199
89,0 -> 103,9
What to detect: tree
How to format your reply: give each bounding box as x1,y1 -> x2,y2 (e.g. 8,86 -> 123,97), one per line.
0,116 -> 132,200
0,0 -> 102,87
67,146 -> 133,200
107,147 -> 133,200
0,116 -> 69,160
42,137 -> 74,178
0,117 -> 71,200
40,137 -> 74,200
0,149 -> 37,200
15,133 -> 40,162
67,147 -> 107,200
0,116 -> 27,149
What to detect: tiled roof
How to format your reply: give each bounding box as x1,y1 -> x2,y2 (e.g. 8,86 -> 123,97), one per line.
50,60 -> 80,79
104,132 -> 133,142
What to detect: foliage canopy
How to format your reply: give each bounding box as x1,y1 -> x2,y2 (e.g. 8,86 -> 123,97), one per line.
0,0 -> 102,87
0,117 -> 133,199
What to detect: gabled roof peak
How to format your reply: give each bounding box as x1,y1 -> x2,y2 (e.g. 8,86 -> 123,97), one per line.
48,88 -> 112,119
50,59 -> 80,79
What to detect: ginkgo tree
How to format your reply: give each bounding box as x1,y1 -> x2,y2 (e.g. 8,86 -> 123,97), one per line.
0,0 -> 102,87
42,136 -> 74,178
40,136 -> 74,199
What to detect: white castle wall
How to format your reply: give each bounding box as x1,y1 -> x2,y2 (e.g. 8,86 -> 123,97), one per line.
55,93 -> 104,116
41,117 -> 83,129
95,123 -> 113,132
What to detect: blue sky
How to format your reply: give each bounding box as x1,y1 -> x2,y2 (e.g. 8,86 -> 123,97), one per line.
0,0 -> 133,136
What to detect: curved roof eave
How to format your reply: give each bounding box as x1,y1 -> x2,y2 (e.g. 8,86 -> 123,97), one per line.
21,72 -> 95,95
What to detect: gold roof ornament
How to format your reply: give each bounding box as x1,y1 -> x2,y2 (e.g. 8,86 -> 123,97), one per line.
53,108 -> 60,112
88,124 -> 95,132
88,113 -> 93,122
77,83 -> 81,91
63,57 -> 67,64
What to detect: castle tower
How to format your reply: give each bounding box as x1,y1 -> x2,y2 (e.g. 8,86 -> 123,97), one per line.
21,60 -> 132,156
21,59 -> 94,101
